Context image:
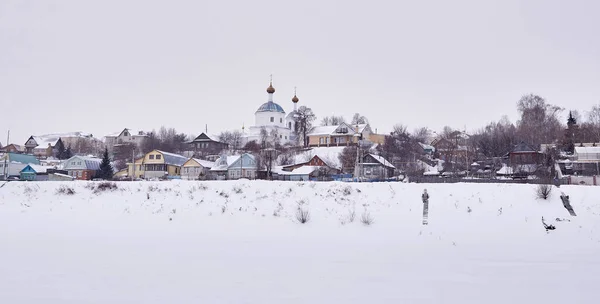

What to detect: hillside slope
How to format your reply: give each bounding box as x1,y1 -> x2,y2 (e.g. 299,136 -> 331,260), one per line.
1,181 -> 599,303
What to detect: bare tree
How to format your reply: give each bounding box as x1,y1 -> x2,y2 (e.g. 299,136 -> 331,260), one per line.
259,127 -> 269,148
320,115 -> 346,126
412,127 -> 430,143
351,113 -> 369,125
269,128 -> 280,148
586,104 -> 600,143
516,94 -> 563,148
294,106 -> 317,147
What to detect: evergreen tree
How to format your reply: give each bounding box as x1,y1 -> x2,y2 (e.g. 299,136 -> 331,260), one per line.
55,140 -> 66,159
98,148 -> 113,180
64,146 -> 73,159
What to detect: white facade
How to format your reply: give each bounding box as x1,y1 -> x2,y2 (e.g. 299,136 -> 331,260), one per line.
242,82 -> 299,146
105,128 -> 147,151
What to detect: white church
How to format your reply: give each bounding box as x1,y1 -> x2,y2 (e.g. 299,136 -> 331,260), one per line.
242,81 -> 300,146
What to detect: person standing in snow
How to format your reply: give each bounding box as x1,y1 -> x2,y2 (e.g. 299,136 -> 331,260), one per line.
422,189 -> 429,225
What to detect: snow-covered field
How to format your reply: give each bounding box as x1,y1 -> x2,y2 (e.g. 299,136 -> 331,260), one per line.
1,180 -> 599,303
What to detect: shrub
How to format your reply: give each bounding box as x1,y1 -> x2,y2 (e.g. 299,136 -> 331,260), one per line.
94,182 -> 118,193
56,185 -> 75,195
360,210 -> 374,225
233,186 -> 243,194
536,184 -> 552,200
295,207 -> 310,224
342,186 -> 352,196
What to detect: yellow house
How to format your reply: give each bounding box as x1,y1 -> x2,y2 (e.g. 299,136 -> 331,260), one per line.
141,150 -> 188,179
127,157 -> 145,179
181,158 -> 215,180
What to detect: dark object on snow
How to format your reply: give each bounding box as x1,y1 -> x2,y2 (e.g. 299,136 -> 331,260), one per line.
422,189 -> 429,225
541,217 -> 556,231
560,192 -> 577,216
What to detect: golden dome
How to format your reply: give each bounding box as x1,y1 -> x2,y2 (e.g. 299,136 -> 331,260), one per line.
266,82 -> 275,94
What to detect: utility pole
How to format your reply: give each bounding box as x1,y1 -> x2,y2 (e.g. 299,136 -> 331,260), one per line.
131,145 -> 136,181
3,130 -> 9,180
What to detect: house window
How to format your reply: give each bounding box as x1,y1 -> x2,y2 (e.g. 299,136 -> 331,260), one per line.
285,136 -> 287,140
288,122 -> 292,129
149,155 -> 155,159
156,155 -> 162,160
270,117 -> 274,122
139,165 -> 142,170
280,118 -> 282,123
280,135 -> 282,139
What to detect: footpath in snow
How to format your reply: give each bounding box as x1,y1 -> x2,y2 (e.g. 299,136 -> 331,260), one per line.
0,180 -> 599,303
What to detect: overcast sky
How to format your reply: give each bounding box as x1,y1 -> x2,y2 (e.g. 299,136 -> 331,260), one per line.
1,0 -> 599,144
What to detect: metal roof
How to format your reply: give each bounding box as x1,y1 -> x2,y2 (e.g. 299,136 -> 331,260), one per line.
256,101 -> 285,114
5,153 -> 40,165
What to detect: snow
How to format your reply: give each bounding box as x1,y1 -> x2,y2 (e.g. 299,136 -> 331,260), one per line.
293,146 -> 345,169
367,153 -> 395,169
190,158 -> 215,168
1,181 -> 599,303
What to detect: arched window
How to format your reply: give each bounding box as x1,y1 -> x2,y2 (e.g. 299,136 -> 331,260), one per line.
288,122 -> 292,129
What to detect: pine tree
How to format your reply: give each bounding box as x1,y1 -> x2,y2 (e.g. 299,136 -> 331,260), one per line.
55,140 -> 66,159
98,148 -> 113,180
64,146 -> 73,159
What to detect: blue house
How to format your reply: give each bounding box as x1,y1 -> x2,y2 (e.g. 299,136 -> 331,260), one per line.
0,153 -> 40,179
209,153 -> 257,180
20,164 -> 49,181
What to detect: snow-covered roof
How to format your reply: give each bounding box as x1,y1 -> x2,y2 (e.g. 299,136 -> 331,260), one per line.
277,166 -> 319,176
105,128 -> 147,138
367,154 -> 395,169
211,155 -> 241,171
293,147 -> 345,169
308,125 -> 340,136
575,146 -> 600,155
31,136 -> 60,148
190,158 -> 216,168
155,150 -> 188,166
21,164 -> 51,173
308,123 -> 369,136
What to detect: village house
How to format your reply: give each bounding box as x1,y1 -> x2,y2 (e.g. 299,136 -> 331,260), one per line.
126,157 -> 145,179
307,123 -> 374,147
210,153 -> 257,180
188,133 -> 229,157
24,136 -> 62,158
0,153 -> 40,179
104,128 -> 147,152
274,155 -> 341,181
62,155 -> 102,180
0,144 -> 25,153
360,154 -> 396,180
506,142 -> 545,176
181,158 -> 215,180
19,165 -> 64,181
141,150 -> 188,179
572,146 -> 600,176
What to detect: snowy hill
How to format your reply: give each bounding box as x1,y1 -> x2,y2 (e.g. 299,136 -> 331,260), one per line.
1,181 -> 599,303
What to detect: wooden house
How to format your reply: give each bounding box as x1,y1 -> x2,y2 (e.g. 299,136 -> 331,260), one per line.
361,154 -> 396,179
307,123 -> 373,147
181,158 -> 215,180
24,136 -> 62,158
188,133 -> 229,157
141,150 -> 188,179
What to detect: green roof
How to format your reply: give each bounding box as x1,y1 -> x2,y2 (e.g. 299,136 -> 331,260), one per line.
6,153 -> 40,165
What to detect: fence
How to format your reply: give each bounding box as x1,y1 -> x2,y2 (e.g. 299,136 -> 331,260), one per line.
409,176 -> 570,185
